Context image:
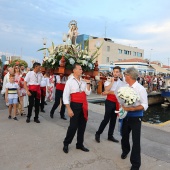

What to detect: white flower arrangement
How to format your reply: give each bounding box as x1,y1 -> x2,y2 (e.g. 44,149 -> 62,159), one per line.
39,41 -> 102,71
88,63 -> 93,69
69,58 -> 75,65
117,86 -> 140,106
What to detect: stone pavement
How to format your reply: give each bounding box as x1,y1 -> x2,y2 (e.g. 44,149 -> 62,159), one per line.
0,93 -> 7,110
0,94 -> 170,170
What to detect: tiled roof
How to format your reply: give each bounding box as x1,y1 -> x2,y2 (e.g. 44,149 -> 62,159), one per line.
115,58 -> 148,63
162,65 -> 169,68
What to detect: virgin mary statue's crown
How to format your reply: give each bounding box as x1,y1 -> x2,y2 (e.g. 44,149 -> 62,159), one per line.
68,20 -> 77,28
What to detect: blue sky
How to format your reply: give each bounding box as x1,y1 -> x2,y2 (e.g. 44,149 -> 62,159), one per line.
0,0 -> 170,65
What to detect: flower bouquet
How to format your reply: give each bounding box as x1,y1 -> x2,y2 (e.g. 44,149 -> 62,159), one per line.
117,86 -> 140,106
115,86 -> 140,119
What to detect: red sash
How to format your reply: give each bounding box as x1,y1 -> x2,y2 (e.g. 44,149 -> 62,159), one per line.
70,92 -> 88,121
106,94 -> 119,111
19,77 -> 24,88
56,83 -> 65,91
40,86 -> 46,96
29,85 -> 41,99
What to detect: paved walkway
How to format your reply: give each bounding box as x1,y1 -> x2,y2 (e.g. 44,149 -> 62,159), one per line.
0,93 -> 170,170
0,93 -> 7,110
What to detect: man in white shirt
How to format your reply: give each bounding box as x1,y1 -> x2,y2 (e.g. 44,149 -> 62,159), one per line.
95,66 -> 126,143
40,73 -> 50,112
20,65 -> 27,74
24,62 -> 43,123
152,75 -> 157,91
50,74 -> 67,120
121,67 -> 148,170
62,63 -> 91,153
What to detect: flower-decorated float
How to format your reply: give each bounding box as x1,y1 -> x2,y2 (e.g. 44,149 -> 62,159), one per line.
40,42 -> 100,77
39,20 -> 108,94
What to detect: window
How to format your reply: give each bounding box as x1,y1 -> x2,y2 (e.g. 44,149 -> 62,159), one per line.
133,52 -> 136,56
106,57 -> 109,63
118,49 -> 123,54
107,46 -> 110,52
124,50 -> 131,55
137,52 -> 142,57
124,50 -> 128,55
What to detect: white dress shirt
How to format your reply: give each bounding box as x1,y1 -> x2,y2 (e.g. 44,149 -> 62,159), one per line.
55,75 -> 67,84
40,77 -> 50,87
63,76 -> 91,104
1,72 -> 10,94
130,81 -> 148,111
24,71 -> 43,85
104,78 -> 127,97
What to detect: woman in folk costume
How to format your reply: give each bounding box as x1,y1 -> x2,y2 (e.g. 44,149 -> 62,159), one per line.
19,73 -> 27,115
14,65 -> 22,115
46,72 -> 55,102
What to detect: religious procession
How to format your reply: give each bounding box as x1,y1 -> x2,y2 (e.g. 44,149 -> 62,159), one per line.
0,20 -> 151,170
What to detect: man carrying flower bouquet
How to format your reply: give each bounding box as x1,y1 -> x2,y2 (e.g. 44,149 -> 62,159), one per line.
121,67 -> 148,170
62,63 -> 91,153
95,66 -> 126,143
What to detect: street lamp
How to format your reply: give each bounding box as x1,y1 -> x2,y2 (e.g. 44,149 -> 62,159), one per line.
150,49 -> 153,63
168,58 -> 169,71
43,38 -> 47,58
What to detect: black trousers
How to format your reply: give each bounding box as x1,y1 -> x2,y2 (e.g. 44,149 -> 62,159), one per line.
64,102 -> 87,147
96,100 -> 117,138
40,90 -> 45,111
50,89 -> 65,118
121,117 -> 142,169
28,90 -> 40,120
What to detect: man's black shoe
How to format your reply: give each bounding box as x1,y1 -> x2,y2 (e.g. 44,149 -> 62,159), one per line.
121,153 -> 128,159
50,112 -> 53,118
108,136 -> 119,143
130,166 -> 139,170
13,117 -> 18,121
34,119 -> 40,123
41,110 -> 45,113
76,146 -> 89,152
26,118 -> 30,123
61,116 -> 67,120
63,145 -> 69,153
95,133 -> 100,143
44,101 -> 47,105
